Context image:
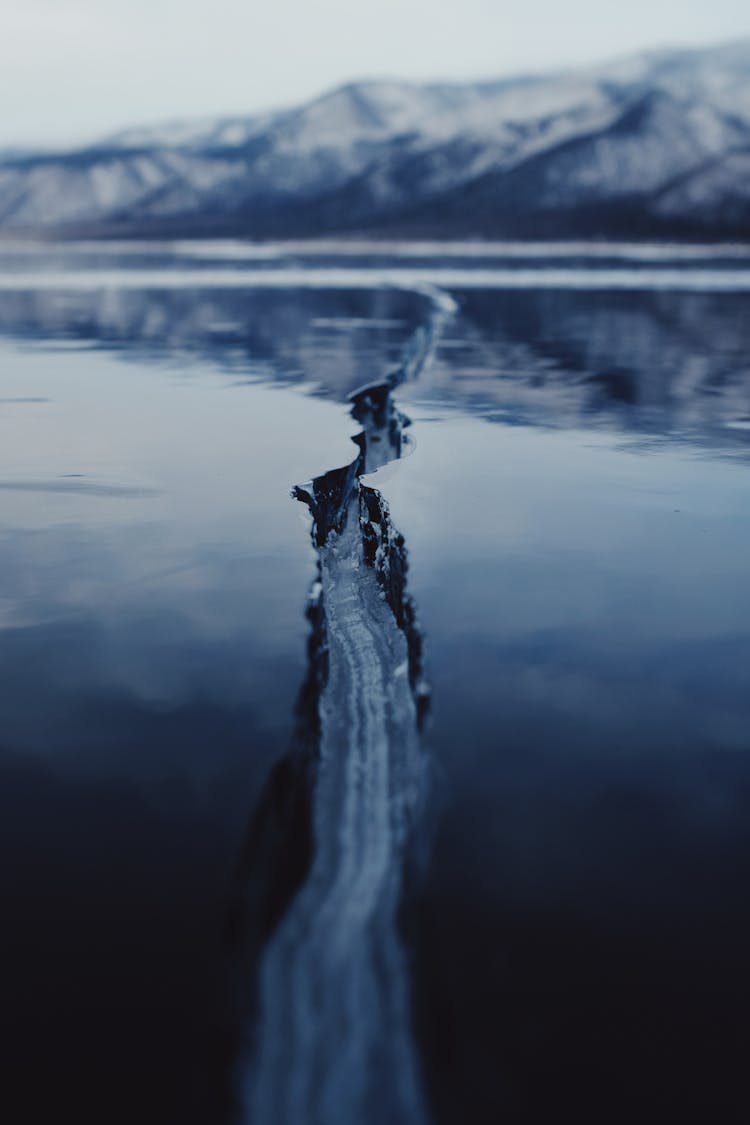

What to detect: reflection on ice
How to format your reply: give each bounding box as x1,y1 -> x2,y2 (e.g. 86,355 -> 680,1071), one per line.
0,276 -> 748,450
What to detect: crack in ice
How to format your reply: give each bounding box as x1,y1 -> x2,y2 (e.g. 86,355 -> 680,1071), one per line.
242,285 -> 455,1125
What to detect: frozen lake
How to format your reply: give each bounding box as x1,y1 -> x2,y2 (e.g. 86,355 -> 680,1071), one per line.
2,242 -> 750,1124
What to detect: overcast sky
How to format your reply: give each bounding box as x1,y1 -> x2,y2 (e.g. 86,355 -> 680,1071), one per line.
2,0 -> 749,148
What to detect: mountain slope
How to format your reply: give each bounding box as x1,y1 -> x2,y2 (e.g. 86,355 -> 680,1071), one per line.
1,41 -> 749,239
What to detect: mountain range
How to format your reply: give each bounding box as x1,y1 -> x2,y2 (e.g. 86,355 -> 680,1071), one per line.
1,41 -> 749,239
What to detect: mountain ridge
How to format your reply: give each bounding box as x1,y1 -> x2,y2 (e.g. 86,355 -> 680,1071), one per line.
1,40 -> 749,239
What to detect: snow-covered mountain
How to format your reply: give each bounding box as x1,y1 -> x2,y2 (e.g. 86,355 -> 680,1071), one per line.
1,41 -> 749,239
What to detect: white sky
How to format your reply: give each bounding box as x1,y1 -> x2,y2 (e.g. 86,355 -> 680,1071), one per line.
2,0 -> 749,148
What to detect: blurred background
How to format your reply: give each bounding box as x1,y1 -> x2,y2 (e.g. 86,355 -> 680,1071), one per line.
1,0 -> 749,240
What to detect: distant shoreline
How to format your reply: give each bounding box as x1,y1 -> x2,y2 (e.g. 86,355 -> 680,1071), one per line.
2,236 -> 750,263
